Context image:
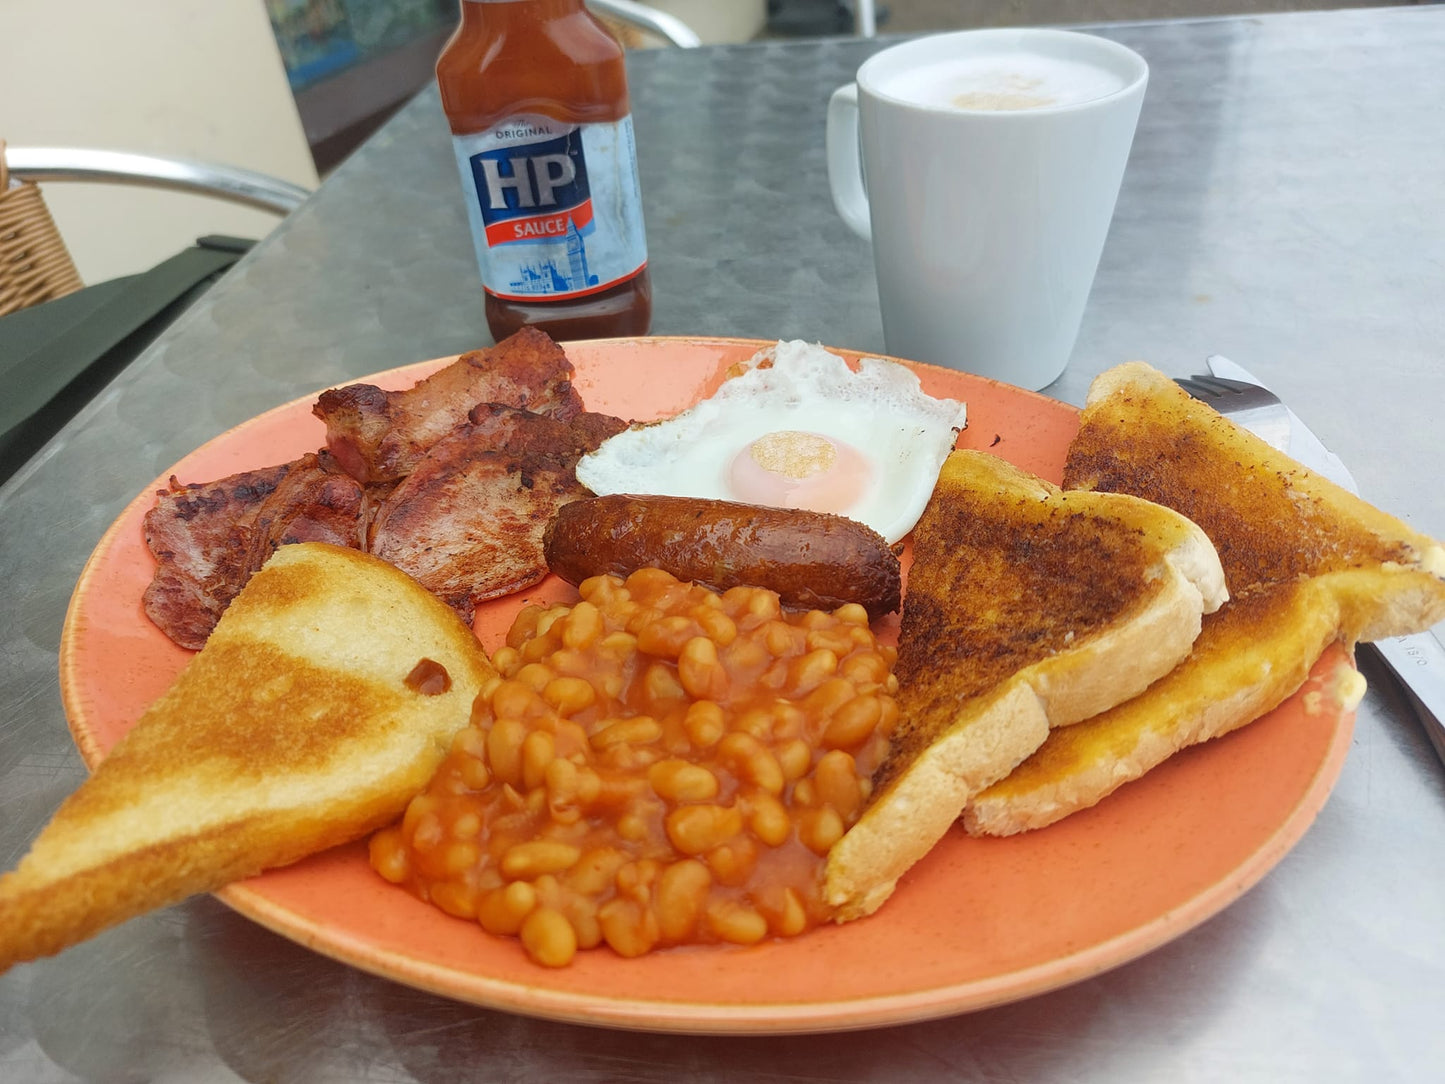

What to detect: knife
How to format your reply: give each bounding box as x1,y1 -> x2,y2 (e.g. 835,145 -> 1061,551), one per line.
1207,355 -> 1445,765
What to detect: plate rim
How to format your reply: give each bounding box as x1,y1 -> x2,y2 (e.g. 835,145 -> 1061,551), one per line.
216,687 -> 1352,1036
56,335 -> 1356,1034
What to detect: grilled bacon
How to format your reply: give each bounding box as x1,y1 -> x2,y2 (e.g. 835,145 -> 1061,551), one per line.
239,452 -> 368,572
314,326 -> 585,484
369,407 -> 627,624
466,401 -> 627,470
142,327 -> 630,648
143,455 -> 365,648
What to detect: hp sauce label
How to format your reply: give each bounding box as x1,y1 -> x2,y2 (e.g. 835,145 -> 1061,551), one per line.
453,116 -> 647,301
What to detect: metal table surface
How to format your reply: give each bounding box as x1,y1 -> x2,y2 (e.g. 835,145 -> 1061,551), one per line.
3,6 -> 1443,1081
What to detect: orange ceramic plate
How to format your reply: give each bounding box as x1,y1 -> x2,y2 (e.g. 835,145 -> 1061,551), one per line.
59,337 -> 1355,1034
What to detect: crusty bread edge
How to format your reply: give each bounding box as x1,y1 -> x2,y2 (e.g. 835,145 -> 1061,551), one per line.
1082,360 -> 1160,407
825,680 -> 1051,921
0,763 -> 440,970
964,360 -> 1445,836
1033,502 -> 1225,727
962,575 -> 1375,838
822,563 -> 1202,921
1347,564 -> 1445,642
1086,362 -> 1445,630
961,650 -> 1319,838
0,543 -> 493,974
824,460 -> 1228,920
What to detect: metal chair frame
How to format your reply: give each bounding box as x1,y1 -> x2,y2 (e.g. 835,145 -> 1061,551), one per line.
4,148 -> 311,217
589,0 -> 702,47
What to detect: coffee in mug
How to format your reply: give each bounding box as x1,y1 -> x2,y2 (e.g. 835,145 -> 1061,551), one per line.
826,29 -> 1148,389
888,52 -> 1127,112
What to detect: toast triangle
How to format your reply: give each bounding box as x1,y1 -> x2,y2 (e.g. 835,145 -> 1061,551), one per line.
966,362 -> 1445,836
0,542 -> 495,973
825,449 -> 1226,919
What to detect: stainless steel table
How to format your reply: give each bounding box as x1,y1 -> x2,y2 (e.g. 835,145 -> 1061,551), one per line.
4,7 -> 1443,1080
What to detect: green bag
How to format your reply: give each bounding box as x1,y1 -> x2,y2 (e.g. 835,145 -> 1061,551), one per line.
0,235 -> 252,482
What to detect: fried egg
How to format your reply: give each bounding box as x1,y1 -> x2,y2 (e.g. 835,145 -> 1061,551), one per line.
575,341 -> 966,543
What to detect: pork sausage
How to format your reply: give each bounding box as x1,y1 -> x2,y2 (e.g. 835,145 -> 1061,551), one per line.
544,495 -> 901,619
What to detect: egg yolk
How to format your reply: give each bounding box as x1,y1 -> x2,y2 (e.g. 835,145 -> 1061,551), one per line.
727,431 -> 872,515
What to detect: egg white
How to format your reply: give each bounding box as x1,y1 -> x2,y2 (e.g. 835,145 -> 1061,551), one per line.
575,341 -> 967,543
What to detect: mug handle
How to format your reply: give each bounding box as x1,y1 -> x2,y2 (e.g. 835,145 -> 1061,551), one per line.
826,83 -> 871,241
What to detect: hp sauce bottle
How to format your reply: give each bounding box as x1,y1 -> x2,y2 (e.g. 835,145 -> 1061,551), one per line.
438,0 -> 653,341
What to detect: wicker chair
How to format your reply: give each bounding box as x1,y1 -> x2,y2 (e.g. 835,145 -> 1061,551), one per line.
1,142 -> 309,319
0,142 -> 85,318
0,143 -> 311,478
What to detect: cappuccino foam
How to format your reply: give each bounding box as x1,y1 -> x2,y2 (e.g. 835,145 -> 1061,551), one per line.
884,51 -> 1127,112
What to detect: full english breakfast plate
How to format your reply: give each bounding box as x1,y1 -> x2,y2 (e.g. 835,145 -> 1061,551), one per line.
59,337 -> 1354,1034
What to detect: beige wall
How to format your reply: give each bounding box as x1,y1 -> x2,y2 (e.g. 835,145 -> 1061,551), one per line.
652,0 -> 767,43
1,0 -> 318,285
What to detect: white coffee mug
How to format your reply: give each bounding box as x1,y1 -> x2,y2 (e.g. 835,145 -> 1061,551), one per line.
827,29 -> 1148,389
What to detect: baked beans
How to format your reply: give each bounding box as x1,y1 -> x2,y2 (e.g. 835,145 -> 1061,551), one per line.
370,569 -> 899,966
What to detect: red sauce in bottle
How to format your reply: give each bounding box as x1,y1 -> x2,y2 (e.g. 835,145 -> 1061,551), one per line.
437,0 -> 653,341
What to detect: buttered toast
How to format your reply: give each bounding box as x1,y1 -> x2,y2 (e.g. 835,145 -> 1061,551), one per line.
0,543 -> 495,974
825,450 -> 1227,919
966,362 -> 1445,836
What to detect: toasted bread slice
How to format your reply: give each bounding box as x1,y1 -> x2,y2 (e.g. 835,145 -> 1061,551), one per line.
825,450 -> 1226,919
966,362 -> 1445,836
0,542 -> 495,974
